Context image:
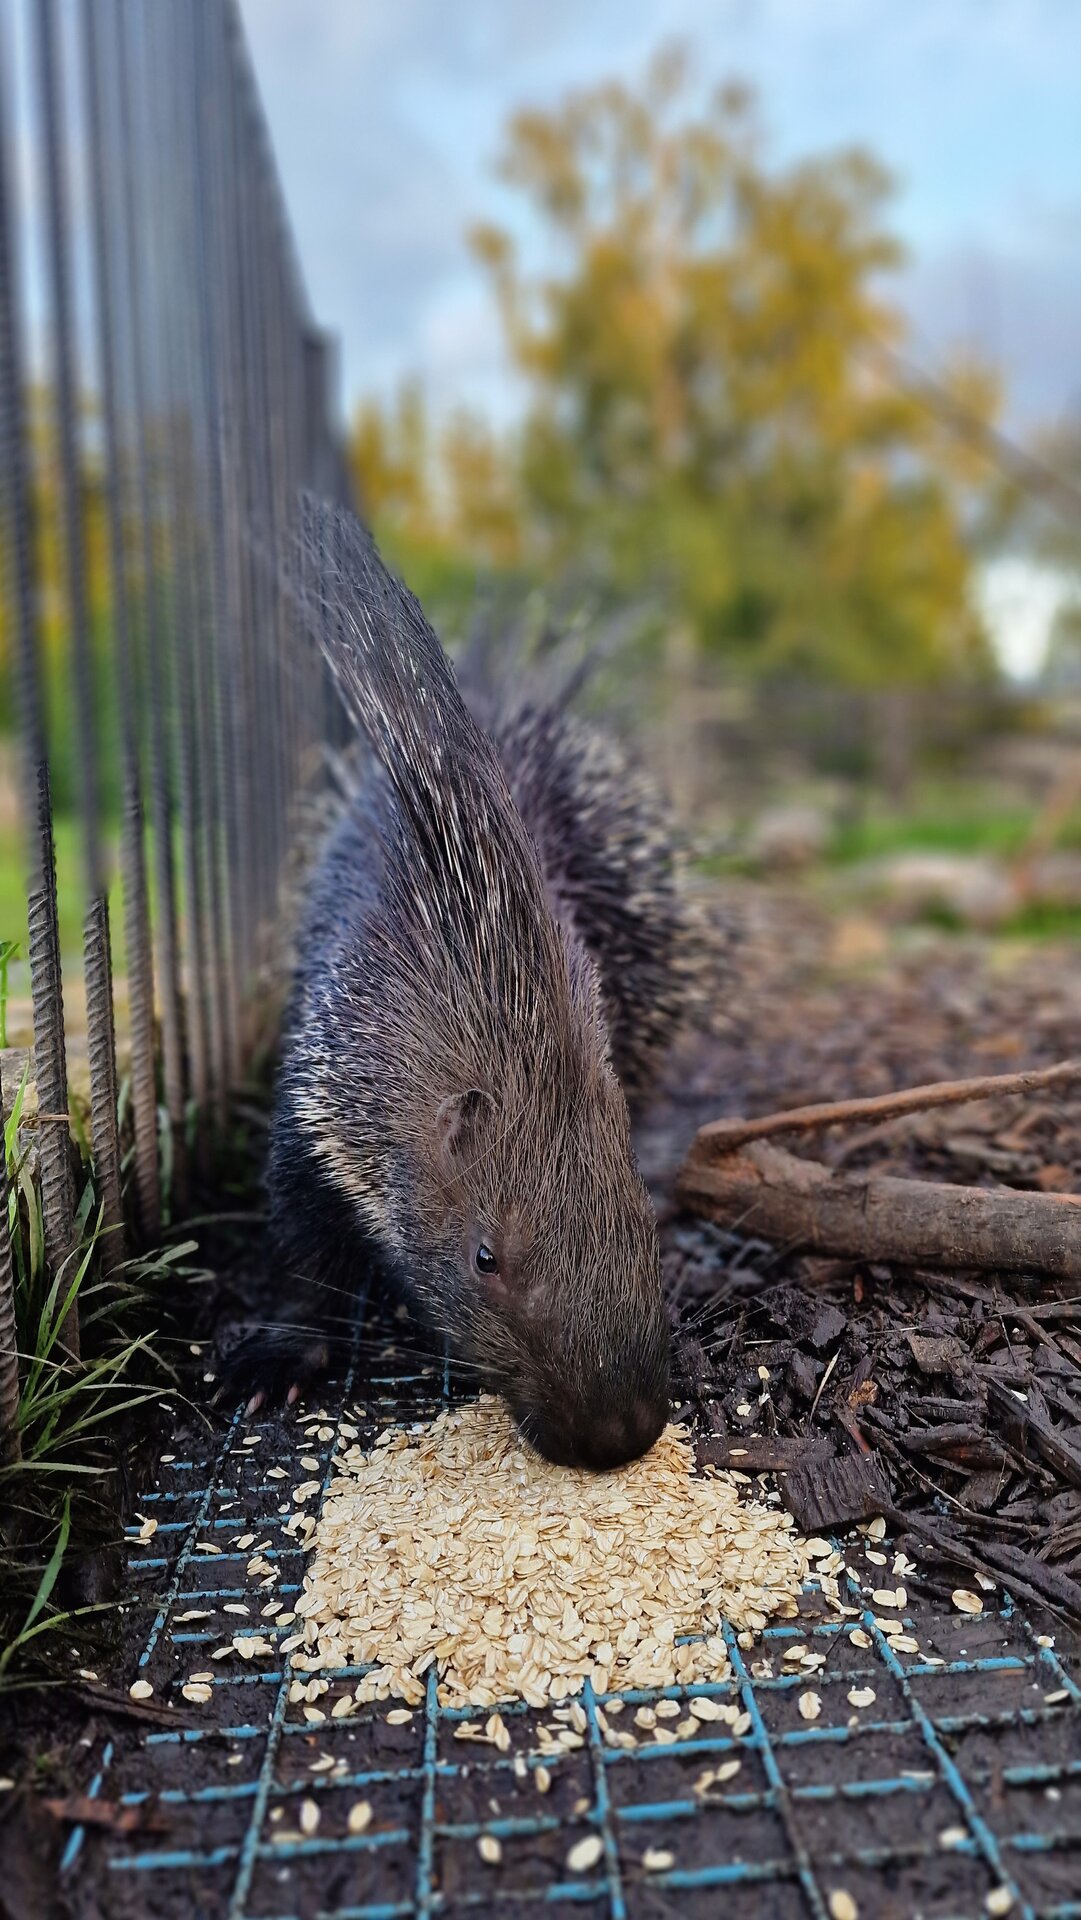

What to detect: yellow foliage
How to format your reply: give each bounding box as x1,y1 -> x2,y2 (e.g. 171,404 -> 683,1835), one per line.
354,51 -> 1003,685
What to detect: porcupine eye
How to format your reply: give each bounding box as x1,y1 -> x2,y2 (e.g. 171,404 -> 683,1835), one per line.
475,1245 -> 499,1277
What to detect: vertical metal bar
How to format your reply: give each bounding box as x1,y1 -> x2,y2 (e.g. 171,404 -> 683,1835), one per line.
27,763 -> 78,1356
0,13 -> 77,1349
82,0 -> 161,1239
208,0 -> 256,1058
82,894 -> 123,1271
114,0 -> 187,1208
147,3 -> 210,1139
35,0 -> 125,1272
190,0 -> 239,1106
0,1085 -> 19,1466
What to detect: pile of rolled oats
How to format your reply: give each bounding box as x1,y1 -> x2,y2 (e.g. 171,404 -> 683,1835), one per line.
296,1396 -> 828,1709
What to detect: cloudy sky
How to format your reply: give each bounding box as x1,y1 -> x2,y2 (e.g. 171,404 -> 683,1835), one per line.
239,0 -> 1081,441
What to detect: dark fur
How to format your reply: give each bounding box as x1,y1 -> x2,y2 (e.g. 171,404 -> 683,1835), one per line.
229,502 -> 678,1468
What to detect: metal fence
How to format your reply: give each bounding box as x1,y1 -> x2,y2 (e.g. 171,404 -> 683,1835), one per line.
0,0 -> 348,1408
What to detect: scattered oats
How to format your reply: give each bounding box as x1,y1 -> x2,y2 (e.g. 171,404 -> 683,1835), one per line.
181,1683 -> 212,1704
347,1800 -> 373,1833
194,1542 -> 222,1556
223,1603 -> 249,1617
643,1847 -> 675,1871
160,1453 -> 176,1463
1036,1635 -> 1054,1649
302,1706 -> 326,1724
655,1699 -> 681,1719
828,1892 -> 858,1920
535,1766 -> 553,1793
783,1644 -> 807,1664
847,1688 -> 875,1709
715,1759 -> 741,1782
871,1588 -> 905,1609
689,1695 -> 723,1721
892,1636 -> 920,1654
849,1629 -> 871,1650
865,1516 -> 886,1540
478,1834 -> 502,1865
331,1694 -> 355,1718
188,1670 -> 214,1684
136,1516 -> 158,1542
797,1691 -> 821,1721
736,1402 -> 752,1416
952,1590 -> 983,1615
386,1708 -> 413,1725
174,1610 -> 211,1623
299,1799 -> 320,1836
1044,1689 -> 1069,1705
129,1679 -> 154,1699
939,1826 -> 967,1848
804,1539 -> 833,1560
316,1426 -> 334,1442
0,1779 -> 14,1791
295,1399 -> 823,1710
566,1835 -> 604,1874
232,1636 -> 274,1660
634,1707 -> 657,1729
266,1468 -> 287,1480
294,1481 -> 321,1504
865,1549 -> 887,1566
986,1889 -> 1014,1916
732,1711 -> 752,1737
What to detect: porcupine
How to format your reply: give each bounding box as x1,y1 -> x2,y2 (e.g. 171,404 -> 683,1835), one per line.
229,500 -> 691,1470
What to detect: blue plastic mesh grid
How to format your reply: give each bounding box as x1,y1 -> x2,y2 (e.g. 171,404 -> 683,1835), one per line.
63,1288 -> 1081,1919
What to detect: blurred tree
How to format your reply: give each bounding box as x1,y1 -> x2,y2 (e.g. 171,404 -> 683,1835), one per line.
350,380 -> 525,618
465,48 -> 998,685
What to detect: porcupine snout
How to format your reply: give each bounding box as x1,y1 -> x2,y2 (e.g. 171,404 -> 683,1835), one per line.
504,1291 -> 671,1471
527,1391 -> 668,1472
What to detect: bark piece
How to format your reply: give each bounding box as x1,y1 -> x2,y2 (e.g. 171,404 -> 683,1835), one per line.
779,1450 -> 891,1533
678,1140 -> 1081,1282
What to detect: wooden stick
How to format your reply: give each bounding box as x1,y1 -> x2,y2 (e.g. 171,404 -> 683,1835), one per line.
693,1059 -> 1081,1159
677,1139 -> 1081,1281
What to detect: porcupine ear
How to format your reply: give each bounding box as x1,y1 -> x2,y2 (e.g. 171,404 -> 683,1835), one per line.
435,1089 -> 494,1171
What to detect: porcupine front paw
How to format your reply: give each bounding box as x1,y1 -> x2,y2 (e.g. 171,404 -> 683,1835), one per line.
217,1324 -> 333,1416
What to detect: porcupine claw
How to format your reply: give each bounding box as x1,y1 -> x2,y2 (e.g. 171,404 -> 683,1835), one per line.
218,1325 -> 333,1416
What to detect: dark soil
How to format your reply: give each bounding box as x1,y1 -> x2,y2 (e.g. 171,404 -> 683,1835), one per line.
4,888 -> 1081,1918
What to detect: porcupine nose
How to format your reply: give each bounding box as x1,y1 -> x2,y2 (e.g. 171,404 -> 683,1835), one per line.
524,1393 -> 667,1472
